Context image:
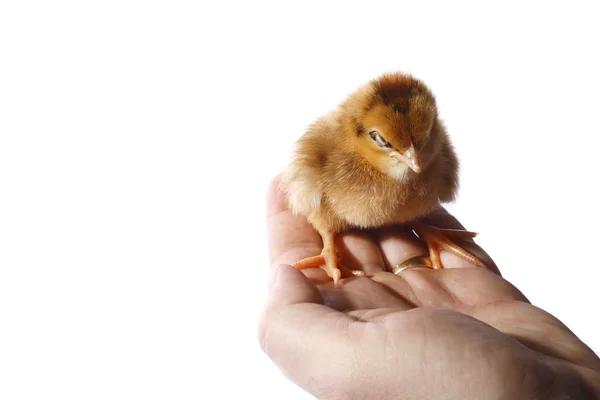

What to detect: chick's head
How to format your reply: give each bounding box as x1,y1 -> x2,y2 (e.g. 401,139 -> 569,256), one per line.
349,73 -> 438,180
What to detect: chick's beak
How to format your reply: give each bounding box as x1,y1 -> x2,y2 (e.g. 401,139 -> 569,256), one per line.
401,145 -> 421,173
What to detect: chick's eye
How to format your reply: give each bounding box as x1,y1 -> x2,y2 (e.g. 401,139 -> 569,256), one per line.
369,131 -> 390,148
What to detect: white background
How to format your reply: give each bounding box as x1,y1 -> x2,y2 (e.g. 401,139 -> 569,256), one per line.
1,1 -> 599,399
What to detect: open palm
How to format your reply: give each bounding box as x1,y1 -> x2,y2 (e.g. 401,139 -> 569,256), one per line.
260,177 -> 600,399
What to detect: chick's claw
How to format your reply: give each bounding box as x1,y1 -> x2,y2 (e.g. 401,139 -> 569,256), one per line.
409,222 -> 485,269
292,233 -> 365,285
292,252 -> 367,286
292,254 -> 340,286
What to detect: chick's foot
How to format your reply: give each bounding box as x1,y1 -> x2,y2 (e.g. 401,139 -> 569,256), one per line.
292,232 -> 365,285
409,222 -> 485,269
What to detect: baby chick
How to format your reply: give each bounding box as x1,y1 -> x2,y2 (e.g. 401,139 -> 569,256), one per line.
279,72 -> 484,284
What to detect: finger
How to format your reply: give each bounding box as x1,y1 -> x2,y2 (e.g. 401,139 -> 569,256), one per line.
434,268 -> 529,306
336,230 -> 385,275
375,227 -> 429,272
258,265 -> 356,395
319,276 -> 414,312
266,176 -> 322,267
375,267 -> 528,311
370,272 -> 427,307
468,300 -> 600,372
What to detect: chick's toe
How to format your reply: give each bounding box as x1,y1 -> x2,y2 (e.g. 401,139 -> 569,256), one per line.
409,222 -> 485,270
292,232 -> 365,286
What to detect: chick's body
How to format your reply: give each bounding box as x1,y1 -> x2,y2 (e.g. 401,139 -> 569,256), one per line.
280,72 -> 480,283
282,110 -> 458,233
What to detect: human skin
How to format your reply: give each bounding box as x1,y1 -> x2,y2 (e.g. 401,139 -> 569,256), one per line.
259,177 -> 600,399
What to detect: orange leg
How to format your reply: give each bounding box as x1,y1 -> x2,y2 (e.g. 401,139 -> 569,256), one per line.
408,221 -> 485,269
292,231 -> 365,285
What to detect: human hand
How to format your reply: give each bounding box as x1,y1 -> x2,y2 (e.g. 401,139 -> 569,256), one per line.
259,177 -> 600,399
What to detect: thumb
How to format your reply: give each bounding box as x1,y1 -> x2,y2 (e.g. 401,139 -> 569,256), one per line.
258,265 -> 354,395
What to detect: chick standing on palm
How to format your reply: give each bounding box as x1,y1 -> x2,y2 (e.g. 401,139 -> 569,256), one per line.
280,72 -> 483,284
